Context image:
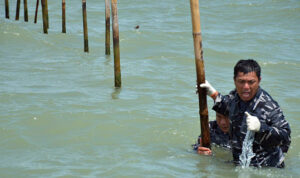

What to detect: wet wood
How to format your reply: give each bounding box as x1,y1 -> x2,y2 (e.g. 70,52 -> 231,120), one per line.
24,0 -> 28,22
105,0 -> 111,55
41,0 -> 48,34
111,0 -> 121,87
62,0 -> 66,33
5,0 -> 9,19
45,0 -> 49,29
82,0 -> 89,52
189,0 -> 210,148
34,0 -> 39,23
15,0 -> 20,20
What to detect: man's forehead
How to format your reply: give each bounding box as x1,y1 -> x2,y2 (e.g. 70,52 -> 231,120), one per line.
236,71 -> 258,79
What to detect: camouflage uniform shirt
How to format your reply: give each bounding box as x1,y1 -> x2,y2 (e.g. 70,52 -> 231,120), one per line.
213,87 -> 291,168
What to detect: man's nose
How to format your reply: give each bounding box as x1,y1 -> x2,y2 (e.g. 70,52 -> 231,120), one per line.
243,82 -> 250,89
220,119 -> 226,125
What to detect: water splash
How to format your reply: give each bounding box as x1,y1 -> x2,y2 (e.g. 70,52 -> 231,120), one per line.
239,131 -> 255,168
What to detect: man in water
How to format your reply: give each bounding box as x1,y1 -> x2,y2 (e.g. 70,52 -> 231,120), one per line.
193,112 -> 231,155
200,59 -> 291,168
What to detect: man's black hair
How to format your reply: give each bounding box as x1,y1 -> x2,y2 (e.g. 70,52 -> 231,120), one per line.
234,59 -> 261,79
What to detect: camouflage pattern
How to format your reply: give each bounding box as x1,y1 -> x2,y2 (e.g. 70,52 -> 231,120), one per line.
213,87 -> 291,168
193,120 -> 230,150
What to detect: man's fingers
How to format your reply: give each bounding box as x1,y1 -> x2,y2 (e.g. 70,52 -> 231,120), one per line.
198,147 -> 211,152
198,150 -> 212,155
199,83 -> 208,88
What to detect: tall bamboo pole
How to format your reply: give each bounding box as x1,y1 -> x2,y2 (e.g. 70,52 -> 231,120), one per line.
24,0 -> 28,22
82,0 -> 89,52
34,0 -> 39,23
105,0 -> 110,55
62,0 -> 66,33
5,0 -> 9,19
41,0 -> 48,34
15,0 -> 20,20
111,0 -> 121,87
45,0 -> 49,29
189,0 -> 210,148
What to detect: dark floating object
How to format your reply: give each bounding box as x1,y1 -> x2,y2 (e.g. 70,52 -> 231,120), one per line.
135,25 -> 139,29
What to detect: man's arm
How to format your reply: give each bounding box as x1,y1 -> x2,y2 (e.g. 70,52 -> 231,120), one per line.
246,98 -> 291,150
200,80 -> 232,116
258,107 -> 291,149
212,93 -> 232,116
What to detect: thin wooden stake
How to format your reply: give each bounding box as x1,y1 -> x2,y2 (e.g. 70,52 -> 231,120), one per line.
189,0 -> 210,148
5,0 -> 9,19
34,0 -> 39,23
62,0 -> 66,33
15,0 -> 20,20
24,0 -> 28,22
82,0 -> 89,52
105,0 -> 111,55
111,0 -> 121,87
45,0 -> 49,29
41,0 -> 48,34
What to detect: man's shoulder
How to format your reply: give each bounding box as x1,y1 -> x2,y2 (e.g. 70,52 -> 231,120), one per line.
216,89 -> 237,103
225,89 -> 237,98
258,88 -> 279,105
253,88 -> 281,111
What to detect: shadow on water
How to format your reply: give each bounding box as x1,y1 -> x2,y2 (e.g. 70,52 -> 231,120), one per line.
111,87 -> 122,100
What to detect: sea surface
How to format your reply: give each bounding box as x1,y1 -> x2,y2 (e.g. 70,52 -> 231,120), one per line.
1,0 -> 300,177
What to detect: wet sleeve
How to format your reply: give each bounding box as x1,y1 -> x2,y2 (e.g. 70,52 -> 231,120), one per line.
212,93 -> 230,116
259,107 -> 291,150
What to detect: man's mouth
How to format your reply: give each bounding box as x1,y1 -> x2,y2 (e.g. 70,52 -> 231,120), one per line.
242,92 -> 250,98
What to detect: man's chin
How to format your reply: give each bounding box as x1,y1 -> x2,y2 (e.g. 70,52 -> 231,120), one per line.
221,128 -> 229,133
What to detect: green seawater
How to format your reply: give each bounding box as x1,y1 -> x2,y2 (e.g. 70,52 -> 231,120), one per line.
1,0 -> 300,177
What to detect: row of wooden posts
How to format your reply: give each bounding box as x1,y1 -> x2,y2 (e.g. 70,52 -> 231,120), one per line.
3,0 -> 121,88
3,0 -> 210,146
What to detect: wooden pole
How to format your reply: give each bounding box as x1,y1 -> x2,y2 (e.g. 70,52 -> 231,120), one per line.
34,0 -> 39,23
189,0 -> 210,148
105,0 -> 110,55
41,0 -> 48,34
45,0 -> 49,29
82,0 -> 89,52
15,0 -> 20,20
24,0 -> 28,22
5,0 -> 9,19
111,0 -> 121,87
62,0 -> 66,33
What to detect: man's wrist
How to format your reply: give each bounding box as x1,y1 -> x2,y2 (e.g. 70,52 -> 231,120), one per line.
210,91 -> 219,100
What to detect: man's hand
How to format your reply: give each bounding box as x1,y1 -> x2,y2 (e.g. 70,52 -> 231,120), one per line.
245,112 -> 261,132
197,146 -> 212,155
197,137 -> 212,155
199,80 -> 218,99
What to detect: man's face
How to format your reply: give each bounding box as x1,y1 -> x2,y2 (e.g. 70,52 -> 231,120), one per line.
234,71 -> 261,102
216,113 -> 229,133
